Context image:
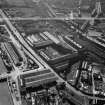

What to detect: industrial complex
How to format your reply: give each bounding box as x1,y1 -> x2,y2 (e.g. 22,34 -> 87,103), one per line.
0,0 -> 105,105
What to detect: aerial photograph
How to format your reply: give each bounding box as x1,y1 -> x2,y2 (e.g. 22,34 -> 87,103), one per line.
0,0 -> 105,105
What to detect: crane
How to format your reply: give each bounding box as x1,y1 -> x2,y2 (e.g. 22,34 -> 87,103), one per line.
81,0 -> 102,32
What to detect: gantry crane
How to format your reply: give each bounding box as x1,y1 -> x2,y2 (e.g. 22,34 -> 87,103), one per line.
81,0 -> 102,32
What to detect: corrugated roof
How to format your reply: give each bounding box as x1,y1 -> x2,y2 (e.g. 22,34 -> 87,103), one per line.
0,57 -> 7,74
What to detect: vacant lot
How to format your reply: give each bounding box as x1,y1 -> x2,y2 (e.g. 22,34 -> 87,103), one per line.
0,82 -> 13,105
6,0 -> 26,6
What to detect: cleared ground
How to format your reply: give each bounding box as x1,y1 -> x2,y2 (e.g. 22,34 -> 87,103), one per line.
6,0 -> 26,6
0,82 -> 13,105
2,0 -> 50,18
